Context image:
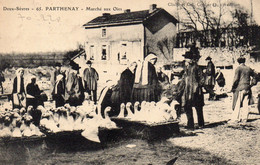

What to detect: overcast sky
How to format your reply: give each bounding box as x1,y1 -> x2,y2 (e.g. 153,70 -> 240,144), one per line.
0,0 -> 259,53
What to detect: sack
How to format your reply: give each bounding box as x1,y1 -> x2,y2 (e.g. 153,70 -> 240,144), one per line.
217,77 -> 225,87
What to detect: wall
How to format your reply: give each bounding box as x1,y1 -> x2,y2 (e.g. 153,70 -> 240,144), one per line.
84,24 -> 144,65
145,14 -> 177,65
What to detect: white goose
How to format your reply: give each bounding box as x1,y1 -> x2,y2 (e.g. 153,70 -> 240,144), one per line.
117,103 -> 126,118
133,101 -> 148,121
100,107 -> 117,129
40,112 -> 60,133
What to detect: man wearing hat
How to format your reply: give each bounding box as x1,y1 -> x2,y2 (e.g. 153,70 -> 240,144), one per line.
181,47 -> 205,129
204,56 -> 216,100
65,60 -> 85,106
229,56 -> 257,124
83,60 -> 99,104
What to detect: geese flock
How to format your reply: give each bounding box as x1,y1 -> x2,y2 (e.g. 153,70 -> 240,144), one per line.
0,97 -> 178,141
117,97 -> 178,124
0,106 -> 43,138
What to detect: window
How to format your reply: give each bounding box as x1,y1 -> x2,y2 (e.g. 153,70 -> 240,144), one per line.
101,45 -> 107,60
121,44 -> 127,59
101,28 -> 106,38
89,45 -> 95,60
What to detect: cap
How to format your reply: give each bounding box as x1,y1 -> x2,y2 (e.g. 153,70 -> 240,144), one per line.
86,60 -> 92,65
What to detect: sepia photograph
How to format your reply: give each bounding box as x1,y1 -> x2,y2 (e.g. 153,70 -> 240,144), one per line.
0,0 -> 260,164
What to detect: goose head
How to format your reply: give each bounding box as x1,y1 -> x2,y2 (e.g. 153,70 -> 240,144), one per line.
134,101 -> 140,112
126,102 -> 134,118
117,103 -> 125,118
27,105 -> 34,113
104,106 -> 112,119
140,101 -> 147,111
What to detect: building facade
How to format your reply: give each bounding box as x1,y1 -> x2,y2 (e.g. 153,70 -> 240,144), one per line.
83,4 -> 178,65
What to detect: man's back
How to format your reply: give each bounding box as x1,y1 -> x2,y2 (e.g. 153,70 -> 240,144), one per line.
233,64 -> 255,91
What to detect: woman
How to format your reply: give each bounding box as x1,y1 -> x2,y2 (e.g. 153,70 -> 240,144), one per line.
52,74 -> 65,108
132,53 -> 160,102
12,68 -> 26,109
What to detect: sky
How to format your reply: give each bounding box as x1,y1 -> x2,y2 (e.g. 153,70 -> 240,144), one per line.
0,0 -> 259,53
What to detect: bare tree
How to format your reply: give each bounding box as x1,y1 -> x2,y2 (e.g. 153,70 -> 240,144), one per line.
176,0 -> 249,47
157,37 -> 176,60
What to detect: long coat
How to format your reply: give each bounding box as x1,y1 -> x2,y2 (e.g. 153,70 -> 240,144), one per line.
12,77 -> 25,94
132,62 -> 159,102
181,62 -> 205,107
118,68 -> 135,104
12,77 -> 26,108
231,64 -> 257,110
65,71 -> 84,106
205,61 -> 215,86
83,67 -> 99,92
52,79 -> 65,107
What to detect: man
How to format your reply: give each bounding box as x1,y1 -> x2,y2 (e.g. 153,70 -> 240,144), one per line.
229,56 -> 257,124
204,56 -> 216,100
118,62 -> 137,104
26,76 -> 43,109
0,69 -> 5,94
181,47 -> 205,129
157,67 -> 169,84
83,60 -> 99,104
52,74 -> 65,108
65,60 -> 85,106
51,63 -> 62,88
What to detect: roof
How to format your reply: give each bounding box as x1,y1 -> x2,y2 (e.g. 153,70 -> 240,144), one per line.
83,8 -> 178,28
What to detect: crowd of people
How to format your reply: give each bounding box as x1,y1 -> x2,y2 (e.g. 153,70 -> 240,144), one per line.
0,45 -> 258,130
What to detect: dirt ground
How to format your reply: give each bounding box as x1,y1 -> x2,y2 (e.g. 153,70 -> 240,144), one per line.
0,93 -> 260,165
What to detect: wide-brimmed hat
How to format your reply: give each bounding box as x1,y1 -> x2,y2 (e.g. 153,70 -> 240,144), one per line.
69,60 -> 81,70
86,60 -> 92,65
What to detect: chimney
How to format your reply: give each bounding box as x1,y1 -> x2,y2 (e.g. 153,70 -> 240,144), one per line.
102,13 -> 110,16
149,4 -> 157,13
124,9 -> 131,13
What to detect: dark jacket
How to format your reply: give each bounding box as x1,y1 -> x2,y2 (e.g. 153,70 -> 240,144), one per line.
231,64 -> 257,110
26,83 -> 41,97
119,68 -> 135,104
205,61 -> 215,86
181,62 -> 205,107
232,64 -> 257,91
65,71 -> 84,106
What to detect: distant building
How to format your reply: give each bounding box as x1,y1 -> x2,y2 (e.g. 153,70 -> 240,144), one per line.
83,4 -> 178,65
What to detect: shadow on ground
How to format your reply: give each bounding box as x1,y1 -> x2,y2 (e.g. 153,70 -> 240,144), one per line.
0,132 -> 237,165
